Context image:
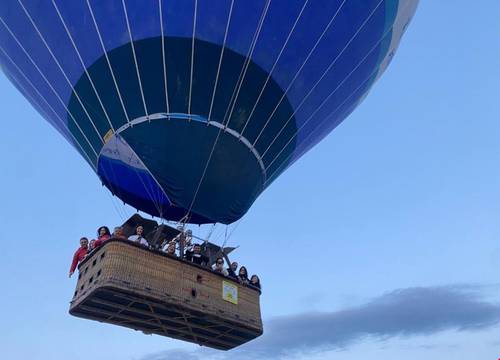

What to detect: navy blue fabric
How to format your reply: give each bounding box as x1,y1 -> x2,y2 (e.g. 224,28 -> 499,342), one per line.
74,37 -> 295,224
0,0 -> 418,223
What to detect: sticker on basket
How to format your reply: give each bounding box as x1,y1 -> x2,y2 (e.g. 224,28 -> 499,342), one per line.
222,280 -> 238,305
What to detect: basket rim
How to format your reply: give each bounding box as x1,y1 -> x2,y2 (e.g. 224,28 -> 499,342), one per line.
77,238 -> 261,294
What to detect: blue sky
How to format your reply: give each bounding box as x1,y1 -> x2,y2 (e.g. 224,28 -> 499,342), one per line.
1,1 -> 500,359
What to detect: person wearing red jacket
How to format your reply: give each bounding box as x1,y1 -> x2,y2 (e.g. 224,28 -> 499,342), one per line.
69,237 -> 89,277
93,226 -> 111,248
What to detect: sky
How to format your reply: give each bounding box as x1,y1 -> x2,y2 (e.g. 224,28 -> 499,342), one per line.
1,1 -> 500,360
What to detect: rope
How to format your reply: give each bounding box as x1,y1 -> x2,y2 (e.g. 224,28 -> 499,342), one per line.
158,0 -> 170,113
239,0 -> 310,137
206,0 -> 235,123
188,0 -> 198,118
17,0 -> 105,145
122,0 -> 149,117
123,0 -> 167,214
89,0 -> 170,217
0,45 -> 98,169
260,0 -> 385,160
51,0 -> 116,134
86,0 -> 130,125
0,18 -> 100,158
251,0 -> 349,147
52,0 -> 145,219
220,0 -> 271,130
183,0 -> 235,221
205,223 -> 217,242
263,0 -> 413,184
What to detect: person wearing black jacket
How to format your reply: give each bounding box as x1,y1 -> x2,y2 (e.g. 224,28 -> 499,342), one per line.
250,274 -> 261,290
238,266 -> 249,285
227,261 -> 238,279
185,243 -> 208,267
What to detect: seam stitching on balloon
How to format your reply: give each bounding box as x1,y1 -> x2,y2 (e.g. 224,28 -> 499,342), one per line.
85,0 -> 131,126
85,0 -> 165,214
0,17 -> 99,159
239,0 -> 309,138
158,0 -> 170,114
121,0 -> 165,212
260,0 -> 385,160
188,0 -> 198,119
220,0 -> 271,136
183,0 -> 238,224
0,47 -> 97,171
51,0 -> 116,135
122,0 -> 149,118
252,0 -> 349,149
265,16 -> 398,174
17,0 -> 105,146
264,0 -> 414,184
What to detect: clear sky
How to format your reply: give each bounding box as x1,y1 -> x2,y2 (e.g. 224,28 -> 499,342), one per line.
1,1 -> 500,360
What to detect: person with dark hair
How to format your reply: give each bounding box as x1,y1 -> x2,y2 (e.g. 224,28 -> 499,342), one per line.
250,274 -> 261,290
94,226 -> 111,247
238,266 -> 249,285
128,225 -> 148,247
227,261 -> 238,279
185,243 -> 208,266
165,241 -> 177,256
88,239 -> 96,251
212,257 -> 229,276
69,237 -> 89,278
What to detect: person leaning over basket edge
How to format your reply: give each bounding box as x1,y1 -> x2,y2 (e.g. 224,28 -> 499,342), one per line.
238,266 -> 249,285
165,241 -> 177,256
112,226 -> 127,240
250,274 -> 261,290
185,243 -> 209,266
212,257 -> 229,276
128,225 -> 148,247
227,261 -> 238,279
94,226 -> 111,247
69,237 -> 89,278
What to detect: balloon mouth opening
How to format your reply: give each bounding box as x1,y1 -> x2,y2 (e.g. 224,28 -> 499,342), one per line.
96,113 -> 266,224
66,36 -> 300,223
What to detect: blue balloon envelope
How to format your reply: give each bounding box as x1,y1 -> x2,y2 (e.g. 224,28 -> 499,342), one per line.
0,0 -> 418,224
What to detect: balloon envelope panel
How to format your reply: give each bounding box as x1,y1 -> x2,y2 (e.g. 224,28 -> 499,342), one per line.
0,0 -> 418,224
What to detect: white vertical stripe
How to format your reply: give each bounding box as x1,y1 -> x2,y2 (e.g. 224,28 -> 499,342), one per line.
17,0 -> 104,144
263,0 -> 413,178
51,0 -> 115,132
207,0 -> 235,124
158,0 -> 170,113
185,0 -> 237,220
222,0 -> 271,133
0,18 -> 99,157
188,0 -> 198,118
86,0 -> 131,123
0,45 -> 98,169
260,0 -> 386,157
122,0 -> 149,117
239,0 -> 310,137
264,72 -> 375,184
251,0 -> 348,146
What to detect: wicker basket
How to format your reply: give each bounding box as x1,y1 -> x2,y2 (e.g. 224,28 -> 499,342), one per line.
70,240 -> 263,350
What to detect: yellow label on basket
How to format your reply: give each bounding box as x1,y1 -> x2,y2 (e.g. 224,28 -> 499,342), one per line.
222,280 -> 238,305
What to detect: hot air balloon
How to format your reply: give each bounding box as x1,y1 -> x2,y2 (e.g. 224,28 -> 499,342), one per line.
0,0 -> 419,350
